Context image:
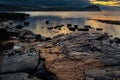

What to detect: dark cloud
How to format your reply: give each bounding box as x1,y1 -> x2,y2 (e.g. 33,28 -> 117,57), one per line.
0,0 -> 89,7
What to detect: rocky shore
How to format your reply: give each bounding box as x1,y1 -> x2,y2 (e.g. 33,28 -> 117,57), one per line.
0,13 -> 120,80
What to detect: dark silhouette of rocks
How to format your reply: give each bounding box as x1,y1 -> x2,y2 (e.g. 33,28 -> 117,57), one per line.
24,22 -> 30,27
0,42 -> 14,52
92,19 -> 120,25
45,20 -> 49,25
67,24 -> 72,27
78,28 -> 89,31
74,25 -> 78,29
16,25 -> 24,29
47,27 -> 53,30
45,37 -> 51,41
114,37 -> 120,44
84,25 -> 93,29
96,28 -> 103,31
0,28 -> 9,40
69,27 -> 76,31
0,13 -> 29,21
35,34 -> 42,41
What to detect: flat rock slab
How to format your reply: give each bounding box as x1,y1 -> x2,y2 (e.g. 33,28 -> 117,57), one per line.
0,53 -> 39,74
96,53 -> 120,66
85,66 -> 120,80
0,73 -> 41,80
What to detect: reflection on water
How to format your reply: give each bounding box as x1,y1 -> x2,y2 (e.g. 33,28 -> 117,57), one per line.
23,11 -> 120,38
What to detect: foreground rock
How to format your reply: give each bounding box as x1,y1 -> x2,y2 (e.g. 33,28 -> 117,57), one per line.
0,52 -> 39,74
35,32 -> 120,80
0,45 -> 58,80
0,73 -> 41,80
85,66 -> 120,80
0,31 -> 120,80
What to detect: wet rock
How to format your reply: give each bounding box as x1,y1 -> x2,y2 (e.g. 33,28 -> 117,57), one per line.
0,73 -> 41,80
85,66 -> 120,80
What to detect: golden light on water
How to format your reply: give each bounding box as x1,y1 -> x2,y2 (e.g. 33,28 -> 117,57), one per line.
90,0 -> 120,6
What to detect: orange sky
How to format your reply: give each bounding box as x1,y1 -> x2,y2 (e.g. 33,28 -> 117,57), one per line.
90,0 -> 120,6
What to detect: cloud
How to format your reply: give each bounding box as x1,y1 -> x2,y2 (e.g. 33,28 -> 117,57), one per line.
89,0 -> 120,6
0,0 -> 90,7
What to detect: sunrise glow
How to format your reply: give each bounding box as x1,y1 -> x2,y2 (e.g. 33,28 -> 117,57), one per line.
90,1 -> 120,6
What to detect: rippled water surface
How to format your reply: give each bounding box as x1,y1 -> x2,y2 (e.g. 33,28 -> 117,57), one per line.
21,11 -> 120,38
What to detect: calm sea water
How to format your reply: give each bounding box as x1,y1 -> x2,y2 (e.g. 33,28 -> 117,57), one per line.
20,11 -> 120,38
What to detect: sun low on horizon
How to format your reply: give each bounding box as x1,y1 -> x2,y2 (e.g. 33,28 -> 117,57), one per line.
90,0 -> 120,6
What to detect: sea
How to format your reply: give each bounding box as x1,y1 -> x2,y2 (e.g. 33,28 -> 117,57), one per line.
17,11 -> 120,38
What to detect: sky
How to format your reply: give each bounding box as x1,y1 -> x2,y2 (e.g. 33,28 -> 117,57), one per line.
90,0 -> 120,6
0,0 -> 120,7
0,0 -> 120,10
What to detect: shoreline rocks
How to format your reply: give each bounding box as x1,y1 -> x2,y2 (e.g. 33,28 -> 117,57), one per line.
0,13 -> 120,80
0,13 -> 29,21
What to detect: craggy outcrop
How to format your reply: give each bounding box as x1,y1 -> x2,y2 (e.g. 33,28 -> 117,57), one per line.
35,32 -> 120,80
